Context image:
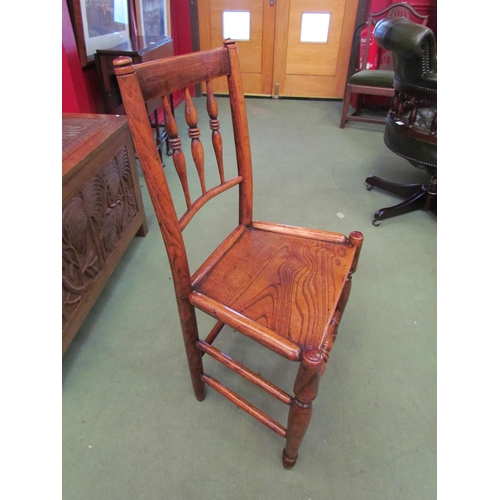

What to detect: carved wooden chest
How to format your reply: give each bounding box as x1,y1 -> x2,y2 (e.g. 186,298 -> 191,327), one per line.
62,114 -> 148,355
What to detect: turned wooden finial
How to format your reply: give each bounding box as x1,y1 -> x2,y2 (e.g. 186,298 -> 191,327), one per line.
348,231 -> 364,274
113,56 -> 135,75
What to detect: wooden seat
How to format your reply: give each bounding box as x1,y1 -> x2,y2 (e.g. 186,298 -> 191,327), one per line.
114,40 -> 363,468
339,2 -> 428,129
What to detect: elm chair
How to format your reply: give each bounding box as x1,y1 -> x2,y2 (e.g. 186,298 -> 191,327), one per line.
339,2 -> 428,129
366,17 -> 437,225
114,40 -> 364,468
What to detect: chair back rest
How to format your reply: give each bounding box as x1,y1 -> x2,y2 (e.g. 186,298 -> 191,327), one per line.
113,40 -> 253,298
374,17 -> 437,92
359,2 -> 428,72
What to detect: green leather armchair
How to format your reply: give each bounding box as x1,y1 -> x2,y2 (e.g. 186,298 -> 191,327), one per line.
365,17 -> 437,225
339,3 -> 428,129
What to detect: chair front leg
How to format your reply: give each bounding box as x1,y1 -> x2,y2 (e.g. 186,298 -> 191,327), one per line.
354,92 -> 363,116
282,346 -> 325,469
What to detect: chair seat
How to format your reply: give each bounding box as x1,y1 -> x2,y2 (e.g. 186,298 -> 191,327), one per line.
349,69 -> 394,88
191,224 -> 356,356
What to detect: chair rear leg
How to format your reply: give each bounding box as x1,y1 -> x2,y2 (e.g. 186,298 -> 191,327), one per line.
340,86 -> 353,128
178,299 -> 207,401
282,347 -> 325,469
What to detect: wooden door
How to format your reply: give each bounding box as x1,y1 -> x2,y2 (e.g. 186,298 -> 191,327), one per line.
198,0 -> 276,95
197,0 -> 359,98
274,0 -> 358,98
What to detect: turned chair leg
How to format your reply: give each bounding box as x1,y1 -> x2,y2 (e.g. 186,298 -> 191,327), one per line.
179,299 -> 207,401
283,347 -> 325,469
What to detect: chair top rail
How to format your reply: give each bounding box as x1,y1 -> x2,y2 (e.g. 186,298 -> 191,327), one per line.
370,2 -> 428,23
114,46 -> 231,104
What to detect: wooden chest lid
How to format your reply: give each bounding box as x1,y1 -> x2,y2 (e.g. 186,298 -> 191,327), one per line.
62,113 -> 128,181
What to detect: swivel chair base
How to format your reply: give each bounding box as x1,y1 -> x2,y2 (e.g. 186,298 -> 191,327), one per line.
366,174 -> 436,226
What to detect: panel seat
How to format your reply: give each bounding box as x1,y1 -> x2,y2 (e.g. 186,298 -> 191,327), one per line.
348,69 -> 394,87
191,223 -> 356,358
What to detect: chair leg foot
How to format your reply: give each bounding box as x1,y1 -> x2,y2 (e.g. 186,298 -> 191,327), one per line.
185,347 -> 206,401
282,448 -> 297,469
193,380 -> 207,401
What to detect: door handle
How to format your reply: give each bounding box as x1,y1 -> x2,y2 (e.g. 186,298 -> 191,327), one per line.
270,0 -> 275,5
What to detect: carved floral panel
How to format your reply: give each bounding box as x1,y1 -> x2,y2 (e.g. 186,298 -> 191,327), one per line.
62,146 -> 138,328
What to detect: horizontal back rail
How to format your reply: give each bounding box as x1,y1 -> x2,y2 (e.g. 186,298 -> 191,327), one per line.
371,2 -> 428,23
133,47 -> 231,103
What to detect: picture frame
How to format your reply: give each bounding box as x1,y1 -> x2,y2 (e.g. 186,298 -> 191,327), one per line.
68,0 -> 131,68
135,0 -> 170,37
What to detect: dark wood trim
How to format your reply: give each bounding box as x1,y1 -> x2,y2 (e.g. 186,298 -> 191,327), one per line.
189,0 -> 200,53
347,0 -> 371,80
189,0 -> 202,97
67,0 -> 89,68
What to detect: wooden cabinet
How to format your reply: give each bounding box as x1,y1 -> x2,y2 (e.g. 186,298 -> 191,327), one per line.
62,113 -> 148,355
95,35 -> 174,114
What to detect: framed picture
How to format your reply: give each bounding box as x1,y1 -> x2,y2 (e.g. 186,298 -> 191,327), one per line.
135,0 -> 170,37
69,0 -> 131,67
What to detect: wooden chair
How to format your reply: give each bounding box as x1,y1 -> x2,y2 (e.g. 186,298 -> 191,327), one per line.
366,17 -> 437,225
339,2 -> 428,129
113,40 -> 364,468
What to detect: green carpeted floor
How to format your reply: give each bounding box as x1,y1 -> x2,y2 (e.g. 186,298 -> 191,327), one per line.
62,97 -> 436,500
